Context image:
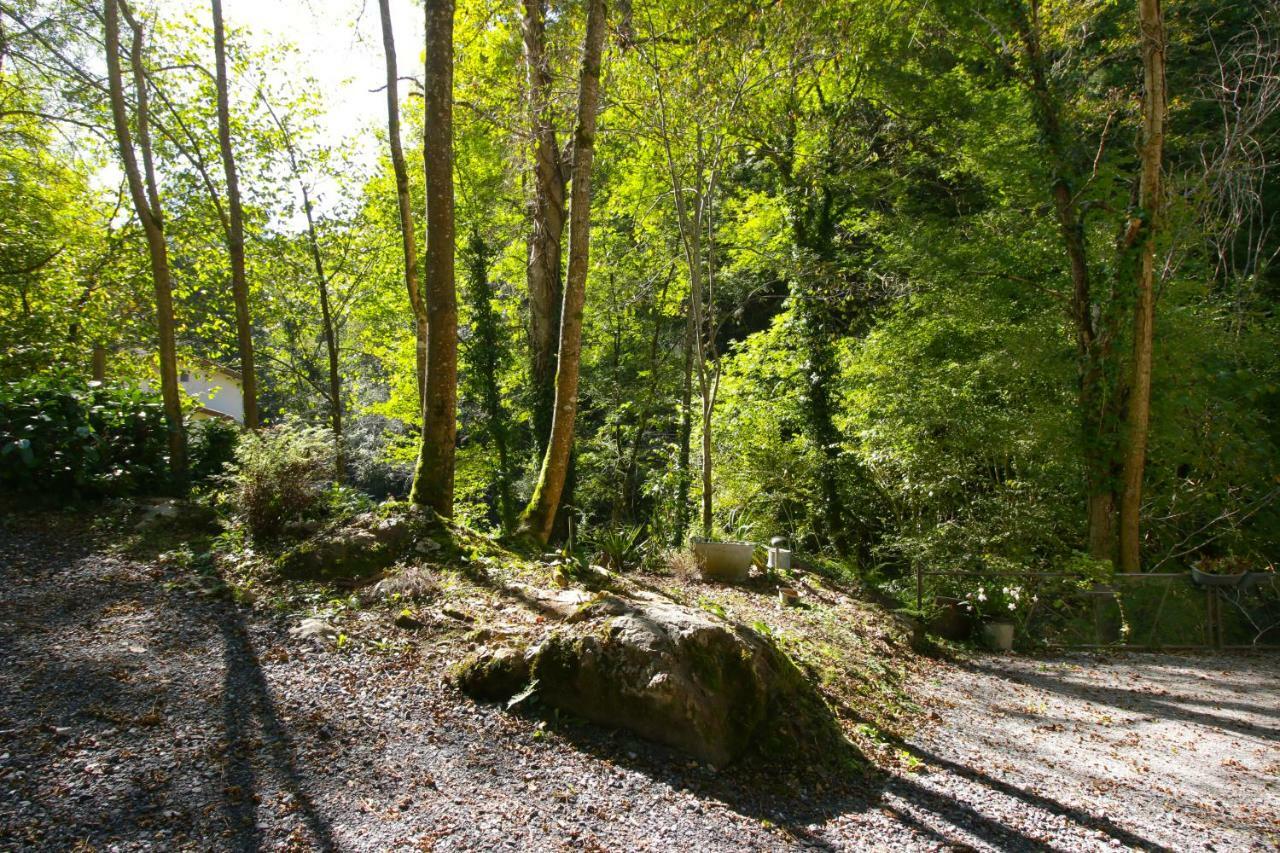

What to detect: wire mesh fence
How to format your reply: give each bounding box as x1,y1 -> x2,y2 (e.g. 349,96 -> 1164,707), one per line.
915,568 -> 1280,650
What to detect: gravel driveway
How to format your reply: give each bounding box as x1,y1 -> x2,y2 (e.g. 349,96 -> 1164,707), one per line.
1,516 -> 1276,851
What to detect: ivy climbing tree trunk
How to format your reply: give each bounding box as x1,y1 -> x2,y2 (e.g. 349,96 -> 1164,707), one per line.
519,0 -> 606,545
1014,4 -> 1121,563
377,0 -> 429,410
105,0 -> 186,481
1119,0 -> 1168,572
410,0 -> 458,517
521,0 -> 568,452
464,231 -> 516,531
211,0 -> 258,430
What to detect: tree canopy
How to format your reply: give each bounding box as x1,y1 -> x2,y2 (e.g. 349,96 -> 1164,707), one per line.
3,0 -> 1278,574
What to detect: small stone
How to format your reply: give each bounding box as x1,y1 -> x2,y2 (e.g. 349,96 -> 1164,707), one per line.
394,612 -> 425,630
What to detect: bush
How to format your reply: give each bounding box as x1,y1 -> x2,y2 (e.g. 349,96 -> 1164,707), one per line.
0,373 -> 170,497
219,423 -> 334,542
343,415 -> 413,500
188,417 -> 241,485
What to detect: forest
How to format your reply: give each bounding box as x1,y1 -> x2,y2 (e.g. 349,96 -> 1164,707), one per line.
4,0 -> 1279,581
2,0 -> 1280,849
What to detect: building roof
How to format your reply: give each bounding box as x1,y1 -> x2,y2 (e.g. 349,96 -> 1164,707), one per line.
191,356 -> 242,384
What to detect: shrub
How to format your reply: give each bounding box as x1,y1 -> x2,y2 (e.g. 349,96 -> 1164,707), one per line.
343,414 -> 413,500
588,524 -> 646,572
219,423 -> 334,542
0,373 -> 170,497
188,417 -> 240,485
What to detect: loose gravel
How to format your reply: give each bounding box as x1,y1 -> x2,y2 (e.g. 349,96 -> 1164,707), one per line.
1,515 -> 1275,851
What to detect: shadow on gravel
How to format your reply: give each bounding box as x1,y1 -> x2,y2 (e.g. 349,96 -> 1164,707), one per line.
0,510 -> 336,851
215,606 -> 336,852
538,715 -> 1103,851
959,657 -> 1279,741
892,745 -> 1175,852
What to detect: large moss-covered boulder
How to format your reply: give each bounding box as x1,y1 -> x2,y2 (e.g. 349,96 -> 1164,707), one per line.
456,592 -> 845,768
276,509 -> 429,581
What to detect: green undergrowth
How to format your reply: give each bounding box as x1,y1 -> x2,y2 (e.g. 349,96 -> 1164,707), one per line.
60,499 -> 935,770
645,566 -> 932,767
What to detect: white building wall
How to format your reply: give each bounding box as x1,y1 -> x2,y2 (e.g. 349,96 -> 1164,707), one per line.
182,367 -> 245,423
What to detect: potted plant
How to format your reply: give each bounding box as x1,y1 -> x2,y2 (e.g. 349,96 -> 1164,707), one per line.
690,537 -> 754,583
1191,554 -> 1250,588
961,584 -> 1029,652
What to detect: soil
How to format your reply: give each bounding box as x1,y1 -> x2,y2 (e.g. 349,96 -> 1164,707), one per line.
1,511 -> 1275,851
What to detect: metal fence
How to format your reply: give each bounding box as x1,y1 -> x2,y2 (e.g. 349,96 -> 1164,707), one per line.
915,568 -> 1280,650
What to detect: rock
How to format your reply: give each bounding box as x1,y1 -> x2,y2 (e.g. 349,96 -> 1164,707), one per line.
363,566 -> 440,605
277,509 -> 433,581
452,646 -> 530,702
457,592 -> 847,768
504,583 -> 595,619
440,605 -> 474,622
289,617 -> 338,646
393,611 -> 425,630
134,499 -> 217,532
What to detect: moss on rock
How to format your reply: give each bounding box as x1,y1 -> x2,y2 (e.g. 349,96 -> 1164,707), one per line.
453,591 -> 855,769
275,507 -> 437,581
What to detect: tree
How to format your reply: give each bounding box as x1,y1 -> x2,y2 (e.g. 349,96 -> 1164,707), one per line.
104,0 -> 186,481
1008,1 -> 1125,563
211,0 -> 259,429
1118,0 -> 1168,572
377,0 -> 429,410
263,96 -> 345,479
519,0 -> 606,544
520,0 -> 569,450
410,0 -> 459,516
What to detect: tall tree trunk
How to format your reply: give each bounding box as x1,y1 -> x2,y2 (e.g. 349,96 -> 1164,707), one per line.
519,0 -> 606,544
409,0 -> 458,516
689,224 -> 715,538
211,0 -> 259,430
1016,6 -> 1119,562
377,0 -> 429,409
309,212 -> 344,481
673,303 -> 694,545
1119,0 -> 1167,573
791,192 -> 849,554
521,0 -> 567,452
105,0 -> 186,481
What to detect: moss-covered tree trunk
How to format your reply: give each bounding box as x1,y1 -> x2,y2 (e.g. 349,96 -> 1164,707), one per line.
378,0 -> 429,411
519,0 -> 606,544
521,0 -> 567,453
1015,5 -> 1123,564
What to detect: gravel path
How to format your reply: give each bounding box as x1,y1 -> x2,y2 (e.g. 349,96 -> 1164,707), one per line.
897,653 -> 1279,852
1,516 -> 1276,851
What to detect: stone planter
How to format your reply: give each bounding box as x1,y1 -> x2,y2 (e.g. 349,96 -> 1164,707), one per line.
691,539 -> 753,583
1191,566 -> 1247,588
981,620 -> 1015,652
